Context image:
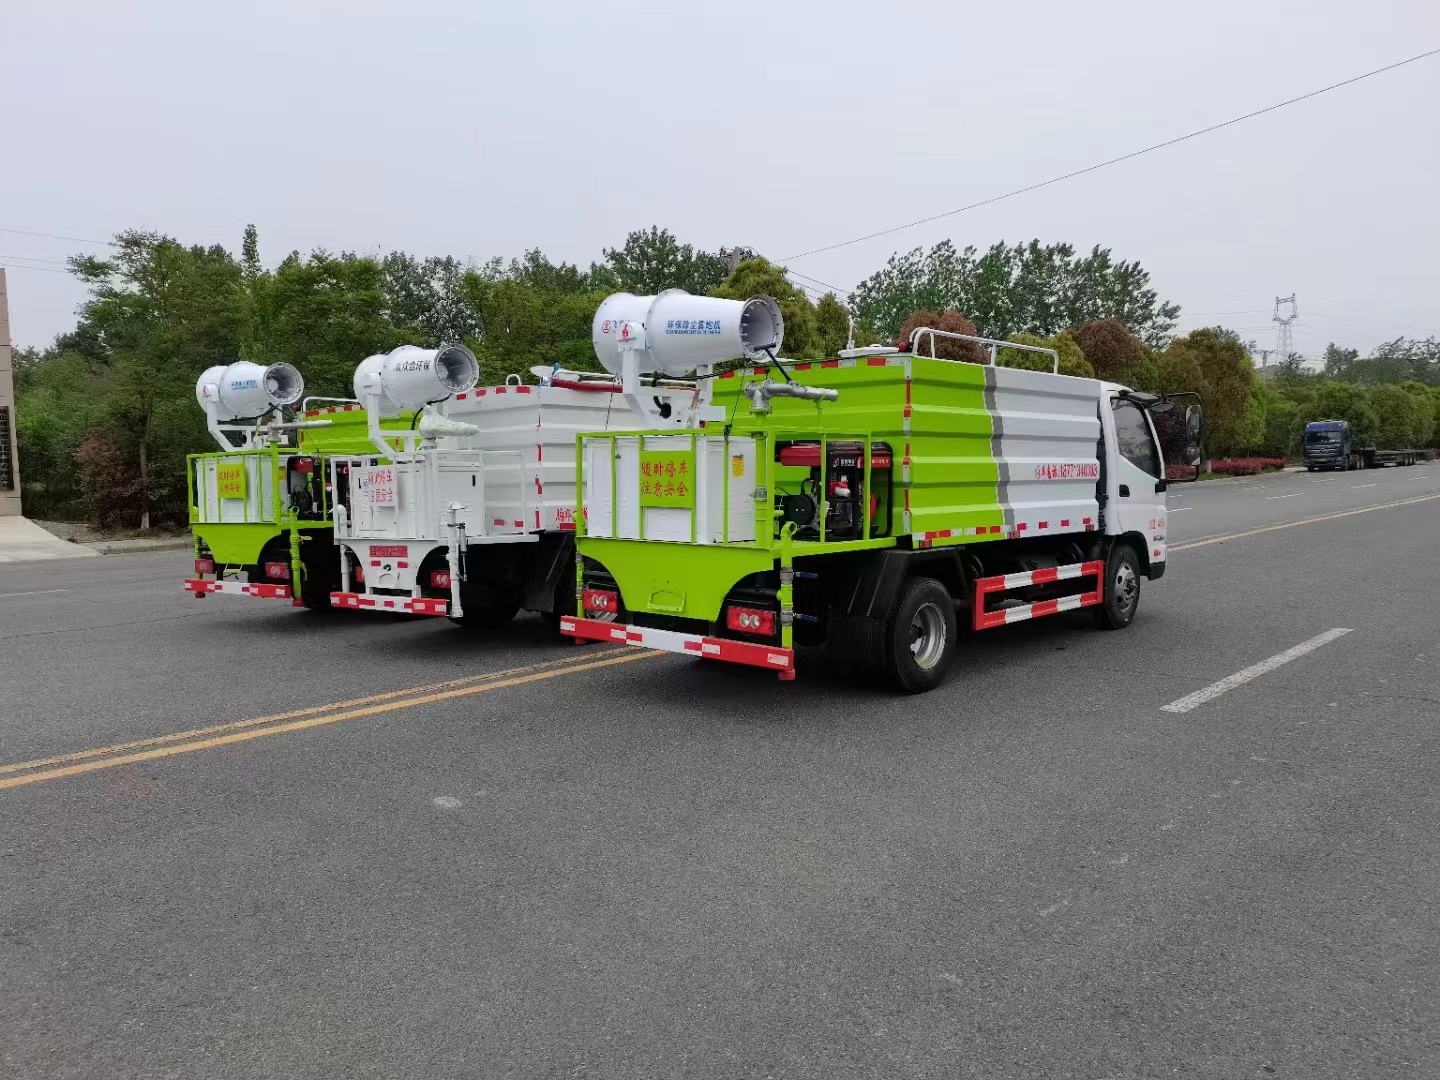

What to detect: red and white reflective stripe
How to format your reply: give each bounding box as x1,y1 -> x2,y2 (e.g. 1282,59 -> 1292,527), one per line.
184,578 -> 292,600
329,592 -> 448,616
560,617 -> 794,672
995,561 -> 1093,591
303,404 -> 360,417
913,525 -> 1002,547
972,560 -> 1104,631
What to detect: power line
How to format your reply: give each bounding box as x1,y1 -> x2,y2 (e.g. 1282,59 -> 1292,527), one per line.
785,268 -> 848,294
1306,311 -> 1438,335
783,47 -> 1440,262
0,262 -> 72,275
0,252 -> 71,265
0,226 -> 115,247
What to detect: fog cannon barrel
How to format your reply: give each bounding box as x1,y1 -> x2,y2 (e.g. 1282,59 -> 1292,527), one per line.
592,290 -> 784,377
352,345 -> 479,416
195,361 -> 305,420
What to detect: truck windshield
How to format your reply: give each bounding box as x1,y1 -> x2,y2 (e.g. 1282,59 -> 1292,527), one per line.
1305,430 -> 1342,445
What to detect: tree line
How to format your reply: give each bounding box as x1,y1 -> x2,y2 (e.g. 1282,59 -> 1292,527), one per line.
12,226 -> 1439,528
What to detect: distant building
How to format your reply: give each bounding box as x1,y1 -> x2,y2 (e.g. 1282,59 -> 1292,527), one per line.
0,269 -> 19,515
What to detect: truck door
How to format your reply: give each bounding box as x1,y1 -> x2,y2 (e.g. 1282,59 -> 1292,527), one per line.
1104,396 -> 1168,565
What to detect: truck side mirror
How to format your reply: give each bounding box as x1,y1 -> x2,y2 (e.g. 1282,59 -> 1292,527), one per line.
1179,405 -> 1204,481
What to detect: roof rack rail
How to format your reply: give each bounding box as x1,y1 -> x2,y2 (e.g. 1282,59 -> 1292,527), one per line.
906,328 -> 1059,374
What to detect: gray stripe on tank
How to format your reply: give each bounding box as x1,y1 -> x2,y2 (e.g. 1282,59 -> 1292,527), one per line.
983,364 -> 1014,534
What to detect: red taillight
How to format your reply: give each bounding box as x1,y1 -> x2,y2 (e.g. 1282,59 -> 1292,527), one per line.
726,605 -> 775,636
431,570 -> 452,589
293,457 -> 315,473
264,561 -> 290,580
582,588 -> 619,614
194,558 -> 215,575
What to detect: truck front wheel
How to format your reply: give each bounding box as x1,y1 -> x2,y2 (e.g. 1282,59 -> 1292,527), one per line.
1095,543 -> 1141,631
885,577 -> 957,693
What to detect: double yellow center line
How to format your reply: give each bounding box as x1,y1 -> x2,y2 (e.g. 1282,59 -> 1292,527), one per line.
0,648 -> 655,791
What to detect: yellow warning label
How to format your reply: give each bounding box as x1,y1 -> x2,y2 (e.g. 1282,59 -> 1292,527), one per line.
216,462 -> 247,500
731,454 -> 745,477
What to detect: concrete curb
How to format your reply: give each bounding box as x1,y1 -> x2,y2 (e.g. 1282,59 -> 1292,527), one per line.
82,537 -> 194,555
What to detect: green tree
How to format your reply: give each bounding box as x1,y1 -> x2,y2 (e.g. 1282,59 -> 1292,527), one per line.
1397,382 -> 1436,447
1372,383 -> 1423,449
1321,343 -> 1359,380
997,331 -> 1094,378
458,275 -> 608,383
250,250 -> 416,398
850,239 -> 1180,344
1161,328 -> 1262,457
594,227 -> 728,296
710,257 -> 820,359
814,293 -> 851,357
1257,388 -> 1300,458
381,253 -> 483,345
70,231 -> 247,527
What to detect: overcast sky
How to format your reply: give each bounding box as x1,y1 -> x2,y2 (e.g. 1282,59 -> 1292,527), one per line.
2,1 -> 1437,358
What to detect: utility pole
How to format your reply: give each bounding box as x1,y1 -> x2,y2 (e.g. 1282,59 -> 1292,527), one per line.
1273,295 -> 1298,367
0,268 -> 21,515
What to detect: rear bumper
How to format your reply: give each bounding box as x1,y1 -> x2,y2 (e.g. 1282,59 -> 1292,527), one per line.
331,591 -> 449,616
560,616 -> 795,674
184,578 -> 296,602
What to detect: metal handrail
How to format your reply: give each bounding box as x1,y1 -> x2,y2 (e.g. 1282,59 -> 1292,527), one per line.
302,395 -> 360,413
907,328 -> 1059,374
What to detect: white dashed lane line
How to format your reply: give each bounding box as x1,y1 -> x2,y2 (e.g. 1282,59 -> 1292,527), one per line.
1161,628 -> 1354,714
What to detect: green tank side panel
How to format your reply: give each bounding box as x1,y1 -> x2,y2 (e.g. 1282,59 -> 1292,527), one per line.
192,523 -> 289,566
906,357 -> 1004,537
708,357 -> 1006,540
296,408 -> 414,456
581,537 -> 773,623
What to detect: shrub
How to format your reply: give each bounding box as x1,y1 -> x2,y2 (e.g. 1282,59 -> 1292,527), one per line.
1206,457 -> 1286,477
896,310 -> 987,364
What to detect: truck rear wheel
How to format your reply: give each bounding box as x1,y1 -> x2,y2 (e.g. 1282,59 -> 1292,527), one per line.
884,577 -> 957,693
1095,543 -> 1141,631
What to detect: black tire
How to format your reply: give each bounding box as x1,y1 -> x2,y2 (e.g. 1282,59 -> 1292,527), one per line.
883,577 -> 957,693
543,575 -> 582,641
300,589 -> 331,610
1094,543 -> 1142,631
450,602 -> 519,630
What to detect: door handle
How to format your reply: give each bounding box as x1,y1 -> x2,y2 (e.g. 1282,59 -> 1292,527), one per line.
1119,484 -> 1130,497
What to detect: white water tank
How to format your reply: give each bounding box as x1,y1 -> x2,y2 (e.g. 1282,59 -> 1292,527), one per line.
353,345 -> 479,416
195,361 -> 304,420
592,290 -> 783,377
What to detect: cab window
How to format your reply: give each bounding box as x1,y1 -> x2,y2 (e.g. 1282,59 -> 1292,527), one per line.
1112,400 -> 1162,478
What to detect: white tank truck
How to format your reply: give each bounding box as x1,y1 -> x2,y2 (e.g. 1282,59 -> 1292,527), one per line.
324,288 -> 786,628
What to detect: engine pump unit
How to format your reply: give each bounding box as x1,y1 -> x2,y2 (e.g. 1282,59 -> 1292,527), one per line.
775,441 -> 894,542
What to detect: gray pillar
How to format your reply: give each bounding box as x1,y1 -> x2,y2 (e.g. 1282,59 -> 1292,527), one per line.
0,268 -> 20,515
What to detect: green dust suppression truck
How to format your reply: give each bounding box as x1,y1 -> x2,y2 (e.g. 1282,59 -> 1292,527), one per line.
562,325 -> 1203,691
183,360 -> 408,608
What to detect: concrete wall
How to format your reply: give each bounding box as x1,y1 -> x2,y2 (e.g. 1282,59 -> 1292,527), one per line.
0,268 -> 20,515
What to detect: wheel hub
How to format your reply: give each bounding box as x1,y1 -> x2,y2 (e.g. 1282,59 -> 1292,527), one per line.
1114,561 -> 1139,614
909,602 -> 948,670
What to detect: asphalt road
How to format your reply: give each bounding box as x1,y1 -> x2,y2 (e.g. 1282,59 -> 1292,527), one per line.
1,463 -> 1437,1079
